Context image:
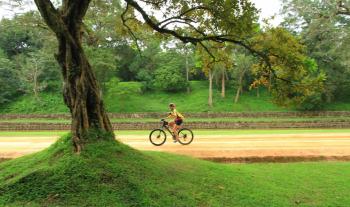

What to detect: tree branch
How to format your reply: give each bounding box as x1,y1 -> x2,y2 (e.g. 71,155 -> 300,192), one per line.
33,0 -> 62,34
157,6 -> 209,26
123,0 -> 294,85
121,2 -> 143,55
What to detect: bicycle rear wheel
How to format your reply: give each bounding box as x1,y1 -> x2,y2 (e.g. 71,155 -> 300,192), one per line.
149,129 -> 167,146
178,128 -> 194,145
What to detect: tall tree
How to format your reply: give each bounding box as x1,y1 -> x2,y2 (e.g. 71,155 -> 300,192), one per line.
33,0 -> 114,152
232,53 -> 254,103
251,27 -> 325,108
282,0 -> 350,102
197,43 -> 232,106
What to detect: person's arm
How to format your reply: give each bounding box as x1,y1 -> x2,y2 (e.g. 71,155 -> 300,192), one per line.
166,111 -> 175,119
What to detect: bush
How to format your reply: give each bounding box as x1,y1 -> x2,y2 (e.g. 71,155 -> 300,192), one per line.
154,66 -> 189,92
153,58 -> 188,92
297,92 -> 324,111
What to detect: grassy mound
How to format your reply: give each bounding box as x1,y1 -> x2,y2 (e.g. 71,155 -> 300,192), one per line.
1,135 -> 350,206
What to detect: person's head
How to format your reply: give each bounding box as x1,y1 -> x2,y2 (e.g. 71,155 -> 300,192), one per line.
169,103 -> 176,110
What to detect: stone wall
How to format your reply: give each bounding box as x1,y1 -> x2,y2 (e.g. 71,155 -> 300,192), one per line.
1,111 -> 350,119
1,121 -> 350,131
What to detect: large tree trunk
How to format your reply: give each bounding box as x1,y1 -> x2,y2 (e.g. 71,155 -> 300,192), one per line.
34,0 -> 113,152
58,36 -> 113,152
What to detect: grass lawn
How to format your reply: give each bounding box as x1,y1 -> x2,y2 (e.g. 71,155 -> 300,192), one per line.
0,134 -> 350,206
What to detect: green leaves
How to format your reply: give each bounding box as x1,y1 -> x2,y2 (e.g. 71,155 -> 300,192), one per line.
0,49 -> 20,104
252,27 -> 326,110
153,51 -> 189,92
282,0 -> 350,102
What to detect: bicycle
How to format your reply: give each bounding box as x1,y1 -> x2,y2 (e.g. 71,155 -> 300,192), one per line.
149,119 -> 194,146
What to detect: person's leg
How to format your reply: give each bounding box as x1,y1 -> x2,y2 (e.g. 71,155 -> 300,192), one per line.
169,122 -> 175,136
173,124 -> 179,141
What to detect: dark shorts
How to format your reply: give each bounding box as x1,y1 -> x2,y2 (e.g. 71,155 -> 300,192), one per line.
175,119 -> 183,126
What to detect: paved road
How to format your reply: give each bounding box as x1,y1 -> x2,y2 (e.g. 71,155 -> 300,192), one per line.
2,132 -> 350,161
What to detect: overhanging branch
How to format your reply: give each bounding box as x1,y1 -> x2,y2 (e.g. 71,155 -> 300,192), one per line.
123,0 -> 294,85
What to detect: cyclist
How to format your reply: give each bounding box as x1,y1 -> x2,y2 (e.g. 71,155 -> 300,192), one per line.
166,103 -> 184,143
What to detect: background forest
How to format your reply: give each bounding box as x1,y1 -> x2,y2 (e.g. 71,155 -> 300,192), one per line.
0,0 -> 349,113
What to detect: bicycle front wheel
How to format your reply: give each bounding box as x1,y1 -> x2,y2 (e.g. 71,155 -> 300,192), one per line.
149,129 -> 167,146
178,128 -> 194,145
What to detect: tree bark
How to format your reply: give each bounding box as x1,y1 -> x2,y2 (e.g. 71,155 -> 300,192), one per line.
221,71 -> 225,98
33,59 -> 39,100
208,69 -> 213,107
268,72 -> 272,92
34,0 -> 113,152
234,69 -> 246,103
185,51 -> 190,93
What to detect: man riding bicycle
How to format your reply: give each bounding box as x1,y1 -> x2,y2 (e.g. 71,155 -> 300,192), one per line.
166,103 -> 184,143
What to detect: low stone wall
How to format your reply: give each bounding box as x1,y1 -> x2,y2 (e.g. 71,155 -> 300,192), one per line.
1,121 -> 350,131
1,111 -> 350,119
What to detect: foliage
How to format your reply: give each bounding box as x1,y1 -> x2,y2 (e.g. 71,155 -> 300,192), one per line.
230,52 -> 255,90
0,49 -> 20,104
128,40 -> 162,90
0,1 -> 349,112
0,12 -> 45,57
106,80 -> 142,111
107,79 -> 142,96
115,44 -> 138,81
85,46 -> 117,92
0,92 -> 68,114
282,0 -> 350,102
153,51 -> 188,92
195,43 -> 233,77
0,11 -> 60,99
252,27 -> 326,110
16,50 -> 61,97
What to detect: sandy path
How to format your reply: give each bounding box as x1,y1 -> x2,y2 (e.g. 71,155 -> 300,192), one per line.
1,133 -> 350,161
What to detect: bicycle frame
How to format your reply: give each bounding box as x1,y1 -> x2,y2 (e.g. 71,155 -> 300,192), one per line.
161,121 -> 175,138
162,120 -> 186,139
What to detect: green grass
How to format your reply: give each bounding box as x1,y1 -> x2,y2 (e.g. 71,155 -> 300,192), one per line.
0,93 -> 69,114
1,134 -> 350,206
105,81 -> 289,113
324,102 -> 350,111
2,81 -> 350,114
1,129 -> 350,137
0,81 -> 287,114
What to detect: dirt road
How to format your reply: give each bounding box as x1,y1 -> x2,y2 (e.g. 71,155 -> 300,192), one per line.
1,132 -> 350,162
